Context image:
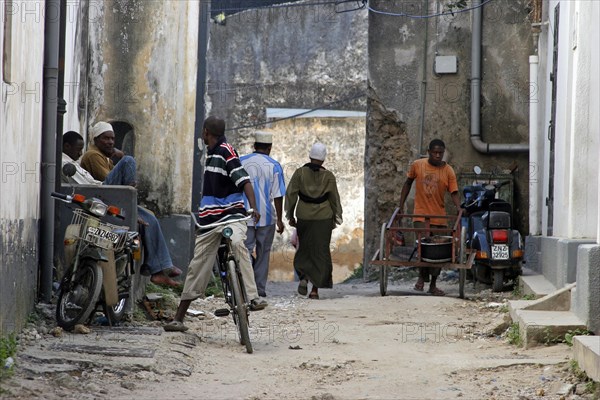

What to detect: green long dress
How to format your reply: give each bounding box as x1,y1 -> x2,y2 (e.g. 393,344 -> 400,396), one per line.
285,163 -> 343,288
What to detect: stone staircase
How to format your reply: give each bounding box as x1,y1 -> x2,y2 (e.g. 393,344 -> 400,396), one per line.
508,274 -> 599,382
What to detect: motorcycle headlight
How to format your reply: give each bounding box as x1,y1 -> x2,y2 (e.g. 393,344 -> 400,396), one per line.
89,200 -> 108,217
222,227 -> 233,238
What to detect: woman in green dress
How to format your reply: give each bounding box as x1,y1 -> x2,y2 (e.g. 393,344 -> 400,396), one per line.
285,143 -> 343,299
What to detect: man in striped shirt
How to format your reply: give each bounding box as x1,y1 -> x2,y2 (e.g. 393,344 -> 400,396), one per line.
165,117 -> 267,332
240,131 -> 286,297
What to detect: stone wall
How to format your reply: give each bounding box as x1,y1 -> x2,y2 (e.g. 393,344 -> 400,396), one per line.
206,2 -> 367,132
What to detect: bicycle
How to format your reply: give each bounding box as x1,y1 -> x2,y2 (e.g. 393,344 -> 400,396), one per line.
194,212 -> 254,354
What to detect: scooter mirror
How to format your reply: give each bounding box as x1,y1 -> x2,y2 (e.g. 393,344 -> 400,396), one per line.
62,163 -> 77,178
473,166 -> 482,175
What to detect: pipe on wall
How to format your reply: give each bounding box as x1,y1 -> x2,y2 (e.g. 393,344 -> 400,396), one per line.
529,55 -> 541,235
40,0 -> 62,302
470,0 -> 529,154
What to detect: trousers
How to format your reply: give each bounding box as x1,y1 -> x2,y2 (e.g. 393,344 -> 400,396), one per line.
244,224 -> 276,296
181,220 -> 259,301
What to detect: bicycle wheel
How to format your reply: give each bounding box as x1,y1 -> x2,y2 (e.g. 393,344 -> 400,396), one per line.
227,259 -> 253,354
379,223 -> 388,296
56,261 -> 103,330
459,226 -> 467,299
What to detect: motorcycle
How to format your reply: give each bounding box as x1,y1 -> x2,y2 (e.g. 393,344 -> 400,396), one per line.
52,171 -> 141,329
461,168 -> 524,292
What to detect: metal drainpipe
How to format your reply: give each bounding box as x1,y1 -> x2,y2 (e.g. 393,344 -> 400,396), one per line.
470,0 -> 529,154
40,0 -> 62,302
192,1 -> 210,214
417,0 -> 429,155
529,55 -> 540,235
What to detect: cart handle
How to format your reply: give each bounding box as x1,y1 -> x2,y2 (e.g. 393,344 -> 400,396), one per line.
387,208 -> 463,230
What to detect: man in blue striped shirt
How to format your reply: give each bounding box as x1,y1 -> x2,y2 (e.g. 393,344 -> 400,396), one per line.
241,131 -> 286,297
165,117 -> 267,332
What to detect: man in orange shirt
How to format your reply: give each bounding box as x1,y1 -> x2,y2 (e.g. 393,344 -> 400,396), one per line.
398,139 -> 461,296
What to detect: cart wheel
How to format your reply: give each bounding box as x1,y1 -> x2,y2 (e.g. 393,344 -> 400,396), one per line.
379,223 -> 388,296
459,226 -> 467,299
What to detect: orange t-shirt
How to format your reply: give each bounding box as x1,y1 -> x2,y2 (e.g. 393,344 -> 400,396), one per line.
407,158 -> 458,225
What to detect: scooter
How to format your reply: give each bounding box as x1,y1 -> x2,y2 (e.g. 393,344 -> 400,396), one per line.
461,168 -> 524,292
52,165 -> 141,329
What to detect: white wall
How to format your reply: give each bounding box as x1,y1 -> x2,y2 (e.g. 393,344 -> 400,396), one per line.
0,1 -> 45,221
567,1 -> 599,239
1,0 -> 46,334
539,0 -> 599,240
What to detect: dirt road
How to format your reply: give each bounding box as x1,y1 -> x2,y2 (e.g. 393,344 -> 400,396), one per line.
2,279 -> 592,400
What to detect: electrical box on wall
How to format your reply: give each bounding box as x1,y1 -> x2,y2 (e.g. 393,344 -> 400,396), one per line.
434,56 -> 458,74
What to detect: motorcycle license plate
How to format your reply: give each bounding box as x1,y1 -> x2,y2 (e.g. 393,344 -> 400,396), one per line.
86,226 -> 120,244
491,244 -> 509,260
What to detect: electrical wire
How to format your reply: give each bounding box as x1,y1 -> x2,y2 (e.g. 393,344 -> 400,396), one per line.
367,0 -> 495,19
212,0 -> 362,15
225,92 -> 366,131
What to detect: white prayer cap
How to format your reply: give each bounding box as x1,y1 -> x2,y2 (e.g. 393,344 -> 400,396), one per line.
309,142 -> 327,161
90,121 -> 114,139
254,130 -> 272,144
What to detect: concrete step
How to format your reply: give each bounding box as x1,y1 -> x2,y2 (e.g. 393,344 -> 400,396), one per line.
508,283 -> 575,321
514,309 -> 587,349
573,335 -> 600,382
507,299 -> 533,322
519,274 -> 557,298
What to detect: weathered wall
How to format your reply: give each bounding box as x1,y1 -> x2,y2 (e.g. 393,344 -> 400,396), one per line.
0,2 -> 45,335
63,0 -> 89,133
85,0 -> 199,215
206,2 -> 367,132
205,2 -> 368,280
235,118 -> 365,281
366,0 -> 532,270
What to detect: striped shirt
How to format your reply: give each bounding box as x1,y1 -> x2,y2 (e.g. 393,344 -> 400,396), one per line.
198,136 -> 250,226
240,152 -> 286,227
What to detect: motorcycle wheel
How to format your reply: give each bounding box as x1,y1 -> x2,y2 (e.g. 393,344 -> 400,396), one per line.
56,261 -> 104,330
103,276 -> 131,325
228,259 -> 253,354
492,269 -> 504,292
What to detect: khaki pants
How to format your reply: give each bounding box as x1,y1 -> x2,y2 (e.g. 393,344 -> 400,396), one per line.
181,220 -> 259,301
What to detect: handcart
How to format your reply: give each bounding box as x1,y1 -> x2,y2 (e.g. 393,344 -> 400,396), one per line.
371,208 -> 475,299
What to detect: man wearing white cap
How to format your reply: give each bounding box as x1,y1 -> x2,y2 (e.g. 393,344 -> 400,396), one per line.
285,142 -> 343,299
81,121 -> 136,186
240,131 -> 286,297
79,122 -> 182,287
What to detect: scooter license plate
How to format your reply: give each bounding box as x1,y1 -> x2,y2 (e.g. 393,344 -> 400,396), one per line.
86,226 -> 119,244
491,244 -> 509,260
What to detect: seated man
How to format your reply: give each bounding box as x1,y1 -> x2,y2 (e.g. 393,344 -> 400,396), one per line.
63,128 -> 181,287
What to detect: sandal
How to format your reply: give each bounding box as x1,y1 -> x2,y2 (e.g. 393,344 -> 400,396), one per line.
428,287 -> 446,296
414,279 -> 424,292
308,292 -> 319,300
298,279 -> 308,296
163,320 -> 189,332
